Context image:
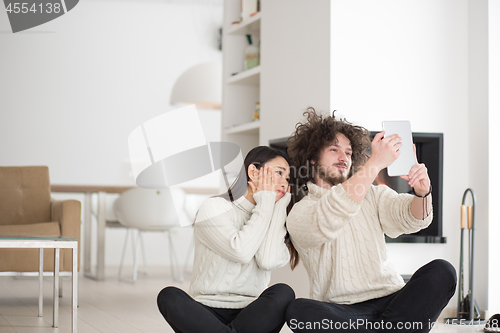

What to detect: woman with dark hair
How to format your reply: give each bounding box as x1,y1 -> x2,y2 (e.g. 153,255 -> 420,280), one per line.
157,146 -> 296,333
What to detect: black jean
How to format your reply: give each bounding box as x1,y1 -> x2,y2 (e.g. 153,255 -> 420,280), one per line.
157,283 -> 295,333
286,259 -> 456,333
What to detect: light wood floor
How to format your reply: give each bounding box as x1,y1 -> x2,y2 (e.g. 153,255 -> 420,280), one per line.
0,267 -> 486,333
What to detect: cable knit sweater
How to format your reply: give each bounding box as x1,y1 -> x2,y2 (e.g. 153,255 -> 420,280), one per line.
287,182 -> 432,305
189,191 -> 291,309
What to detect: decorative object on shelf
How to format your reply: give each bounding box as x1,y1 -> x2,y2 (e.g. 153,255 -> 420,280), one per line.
445,188 -> 485,325
241,0 -> 259,20
253,102 -> 260,121
244,34 -> 259,70
171,62 -> 222,109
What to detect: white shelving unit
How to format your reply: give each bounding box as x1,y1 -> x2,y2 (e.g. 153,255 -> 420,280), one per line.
222,2 -> 261,157
225,120 -> 260,135
221,0 -> 331,158
226,11 -> 261,36
227,65 -> 260,86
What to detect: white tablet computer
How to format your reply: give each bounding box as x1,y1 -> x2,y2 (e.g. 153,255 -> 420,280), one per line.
382,121 -> 415,176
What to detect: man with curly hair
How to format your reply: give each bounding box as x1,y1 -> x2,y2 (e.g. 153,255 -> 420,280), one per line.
285,108 -> 456,332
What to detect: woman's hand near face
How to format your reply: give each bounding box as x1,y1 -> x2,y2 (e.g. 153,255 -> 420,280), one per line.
248,165 -> 276,196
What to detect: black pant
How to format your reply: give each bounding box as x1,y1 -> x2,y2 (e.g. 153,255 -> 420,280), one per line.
157,283 -> 295,333
286,259 -> 456,333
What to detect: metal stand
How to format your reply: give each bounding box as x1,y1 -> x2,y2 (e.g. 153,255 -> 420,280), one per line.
445,188 -> 485,325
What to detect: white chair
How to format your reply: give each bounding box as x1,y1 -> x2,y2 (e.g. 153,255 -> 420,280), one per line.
112,187 -> 187,283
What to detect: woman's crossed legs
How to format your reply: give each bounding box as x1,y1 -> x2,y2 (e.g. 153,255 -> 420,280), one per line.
157,283 -> 295,333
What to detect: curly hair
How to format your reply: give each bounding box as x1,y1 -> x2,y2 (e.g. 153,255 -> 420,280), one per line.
287,107 -> 371,187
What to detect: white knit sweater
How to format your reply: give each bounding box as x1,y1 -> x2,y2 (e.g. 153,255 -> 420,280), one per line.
189,191 -> 291,309
287,182 -> 432,305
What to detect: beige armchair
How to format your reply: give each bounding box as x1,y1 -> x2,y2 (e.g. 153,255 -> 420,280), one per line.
0,166 -> 81,272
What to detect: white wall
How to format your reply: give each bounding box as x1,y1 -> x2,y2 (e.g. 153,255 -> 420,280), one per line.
0,0 -> 223,268
260,0 -> 331,146
329,0 -> 478,309
467,0 -> 490,315
487,0 -> 500,316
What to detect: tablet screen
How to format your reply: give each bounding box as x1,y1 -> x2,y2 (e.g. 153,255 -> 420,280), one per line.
382,121 -> 415,176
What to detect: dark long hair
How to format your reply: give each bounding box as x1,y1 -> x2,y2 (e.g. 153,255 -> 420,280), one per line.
221,146 -> 300,270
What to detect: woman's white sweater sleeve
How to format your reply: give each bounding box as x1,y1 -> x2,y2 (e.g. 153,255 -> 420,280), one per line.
194,191 -> 276,264
254,192 -> 291,271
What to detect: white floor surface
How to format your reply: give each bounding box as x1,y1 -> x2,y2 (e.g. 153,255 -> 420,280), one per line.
0,267 -> 488,333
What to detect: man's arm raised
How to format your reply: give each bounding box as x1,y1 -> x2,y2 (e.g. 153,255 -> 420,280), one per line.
341,131 -> 402,202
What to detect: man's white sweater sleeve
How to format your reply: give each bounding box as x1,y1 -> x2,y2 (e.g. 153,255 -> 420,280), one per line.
373,185 -> 433,238
287,184 -> 361,249
194,191 -> 276,264
254,192 -> 291,271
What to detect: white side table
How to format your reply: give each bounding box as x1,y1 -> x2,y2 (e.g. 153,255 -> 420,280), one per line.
0,235 -> 78,333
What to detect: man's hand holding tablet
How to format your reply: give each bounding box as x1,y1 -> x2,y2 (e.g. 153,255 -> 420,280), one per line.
381,120 -> 431,197
381,121 -> 415,177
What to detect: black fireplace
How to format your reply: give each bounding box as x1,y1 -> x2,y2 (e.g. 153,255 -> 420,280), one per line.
269,132 -> 445,244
